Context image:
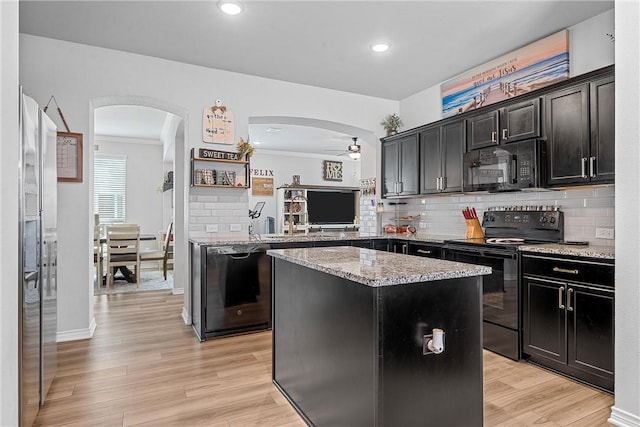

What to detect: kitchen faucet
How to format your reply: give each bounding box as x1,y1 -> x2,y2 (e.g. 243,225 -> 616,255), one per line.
289,194 -> 308,236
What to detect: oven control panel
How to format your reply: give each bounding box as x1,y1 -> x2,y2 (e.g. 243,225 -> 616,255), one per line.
483,210 -> 563,231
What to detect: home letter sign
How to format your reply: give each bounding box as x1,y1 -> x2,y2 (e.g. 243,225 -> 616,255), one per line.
323,160 -> 343,182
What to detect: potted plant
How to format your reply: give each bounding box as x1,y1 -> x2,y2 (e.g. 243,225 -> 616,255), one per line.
381,113 -> 403,136
236,137 -> 254,159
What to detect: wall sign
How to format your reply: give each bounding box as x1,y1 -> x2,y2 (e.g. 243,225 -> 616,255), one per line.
202,99 -> 234,144
323,160 -> 343,182
56,131 -> 83,182
198,148 -> 240,161
252,177 -> 274,196
251,168 -> 274,176
441,30 -> 569,118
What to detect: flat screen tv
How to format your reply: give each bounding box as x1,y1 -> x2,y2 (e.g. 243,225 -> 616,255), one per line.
307,190 -> 356,224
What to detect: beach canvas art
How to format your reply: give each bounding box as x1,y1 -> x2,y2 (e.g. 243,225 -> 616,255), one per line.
441,30 -> 569,118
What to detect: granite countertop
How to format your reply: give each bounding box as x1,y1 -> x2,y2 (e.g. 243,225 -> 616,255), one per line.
267,246 -> 491,287
519,243 -> 615,260
189,232 -> 457,245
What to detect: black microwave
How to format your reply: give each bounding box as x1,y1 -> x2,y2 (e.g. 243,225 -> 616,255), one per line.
463,139 -> 546,192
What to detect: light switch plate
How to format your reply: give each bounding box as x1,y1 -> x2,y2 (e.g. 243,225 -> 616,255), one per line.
206,224 -> 218,233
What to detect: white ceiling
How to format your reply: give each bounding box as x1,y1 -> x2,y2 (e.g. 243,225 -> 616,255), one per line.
94,105 -> 169,141
249,123 -> 360,156
20,0 -> 613,153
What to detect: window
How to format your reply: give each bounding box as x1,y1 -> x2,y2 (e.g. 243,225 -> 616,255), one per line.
94,154 -> 127,224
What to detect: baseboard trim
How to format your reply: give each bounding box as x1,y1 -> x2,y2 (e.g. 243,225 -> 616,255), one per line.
181,306 -> 191,325
172,287 -> 184,295
57,317 -> 97,342
609,406 -> 640,427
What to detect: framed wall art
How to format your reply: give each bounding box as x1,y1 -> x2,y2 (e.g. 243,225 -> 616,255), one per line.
56,131 -> 83,182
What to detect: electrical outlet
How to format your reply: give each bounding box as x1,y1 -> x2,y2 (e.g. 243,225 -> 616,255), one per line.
230,224 -> 241,232
595,227 -> 614,239
206,224 -> 218,233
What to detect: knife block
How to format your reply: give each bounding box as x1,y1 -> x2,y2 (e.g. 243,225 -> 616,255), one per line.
465,218 -> 485,239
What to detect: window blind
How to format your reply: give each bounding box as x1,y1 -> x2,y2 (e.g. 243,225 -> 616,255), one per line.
94,154 -> 127,224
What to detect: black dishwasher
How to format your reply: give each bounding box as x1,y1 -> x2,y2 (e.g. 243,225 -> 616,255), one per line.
191,243 -> 271,340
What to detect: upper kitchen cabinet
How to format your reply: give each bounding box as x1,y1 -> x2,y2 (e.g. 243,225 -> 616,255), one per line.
545,73 -> 614,187
466,98 -> 540,150
420,120 -> 464,194
381,132 -> 419,198
589,75 -> 615,184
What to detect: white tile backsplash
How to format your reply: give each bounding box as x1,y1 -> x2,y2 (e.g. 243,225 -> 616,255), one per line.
189,188 -> 249,238
375,185 -> 615,246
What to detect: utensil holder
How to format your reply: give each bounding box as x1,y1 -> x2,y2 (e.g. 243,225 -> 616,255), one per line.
465,218 -> 485,239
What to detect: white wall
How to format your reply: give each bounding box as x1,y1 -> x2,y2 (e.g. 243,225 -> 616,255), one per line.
0,2 -> 19,425
611,2 -> 640,426
19,34 -> 396,333
94,136 -> 165,243
246,151 -> 361,234
400,8 -> 615,129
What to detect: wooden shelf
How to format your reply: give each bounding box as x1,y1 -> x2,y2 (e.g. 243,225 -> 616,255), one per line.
190,148 -> 250,188
192,156 -> 249,165
192,183 -> 249,189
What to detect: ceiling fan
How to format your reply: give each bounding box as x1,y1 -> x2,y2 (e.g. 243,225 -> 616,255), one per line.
325,137 -> 361,159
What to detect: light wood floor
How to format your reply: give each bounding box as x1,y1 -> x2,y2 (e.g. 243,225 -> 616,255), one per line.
34,291 -> 613,426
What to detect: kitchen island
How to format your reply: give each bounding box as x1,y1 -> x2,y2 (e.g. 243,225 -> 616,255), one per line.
268,246 -> 491,427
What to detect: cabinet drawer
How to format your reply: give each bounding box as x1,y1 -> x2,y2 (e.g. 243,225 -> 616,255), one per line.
522,255 -> 614,288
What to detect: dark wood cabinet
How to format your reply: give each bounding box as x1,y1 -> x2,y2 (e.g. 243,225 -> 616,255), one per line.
545,84 -> 590,186
408,242 -> 443,259
466,98 -> 540,150
522,254 -> 614,391
500,98 -> 540,143
545,75 -> 614,187
466,110 -> 499,150
382,133 -> 419,197
420,120 -> 463,194
589,75 -> 615,183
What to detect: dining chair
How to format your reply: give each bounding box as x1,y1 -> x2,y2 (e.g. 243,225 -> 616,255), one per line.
139,222 -> 173,280
105,224 -> 141,288
93,226 -> 103,285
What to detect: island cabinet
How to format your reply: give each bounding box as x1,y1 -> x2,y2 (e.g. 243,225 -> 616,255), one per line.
521,253 -> 614,392
419,120 -> 463,194
269,246 -> 489,427
465,97 -> 540,150
381,132 -> 419,198
545,73 -> 615,187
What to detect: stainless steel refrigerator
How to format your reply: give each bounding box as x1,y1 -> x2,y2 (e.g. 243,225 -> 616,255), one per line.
18,88 -> 58,427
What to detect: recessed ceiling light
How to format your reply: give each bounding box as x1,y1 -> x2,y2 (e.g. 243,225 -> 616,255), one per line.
266,127 -> 281,133
252,140 -> 262,145
370,42 -> 390,53
218,0 -> 244,15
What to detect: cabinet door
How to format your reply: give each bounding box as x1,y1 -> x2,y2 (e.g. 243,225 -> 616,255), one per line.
382,140 -> 400,197
441,120 -> 464,193
419,127 -> 441,194
545,84 -> 590,186
499,98 -> 540,143
399,134 -> 419,196
522,277 -> 567,364
589,75 -> 615,184
466,110 -> 498,150
567,284 -> 614,385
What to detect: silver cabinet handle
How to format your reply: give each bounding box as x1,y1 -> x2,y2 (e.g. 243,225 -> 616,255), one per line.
581,158 -> 588,178
590,156 -> 596,178
398,181 -> 403,194
417,249 -> 432,254
436,177 -> 441,191
567,288 -> 574,312
553,267 -> 579,275
491,131 -> 497,142
502,128 -> 508,140
558,286 -> 565,309
441,176 -> 447,191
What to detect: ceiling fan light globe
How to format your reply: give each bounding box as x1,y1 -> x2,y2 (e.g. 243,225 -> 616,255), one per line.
348,152 -> 361,160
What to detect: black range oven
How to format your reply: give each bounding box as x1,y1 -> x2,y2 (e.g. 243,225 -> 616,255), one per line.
444,207 -> 564,360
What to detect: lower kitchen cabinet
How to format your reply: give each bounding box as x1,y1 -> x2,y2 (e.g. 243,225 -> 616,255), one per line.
408,242 -> 443,259
522,253 -> 614,391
